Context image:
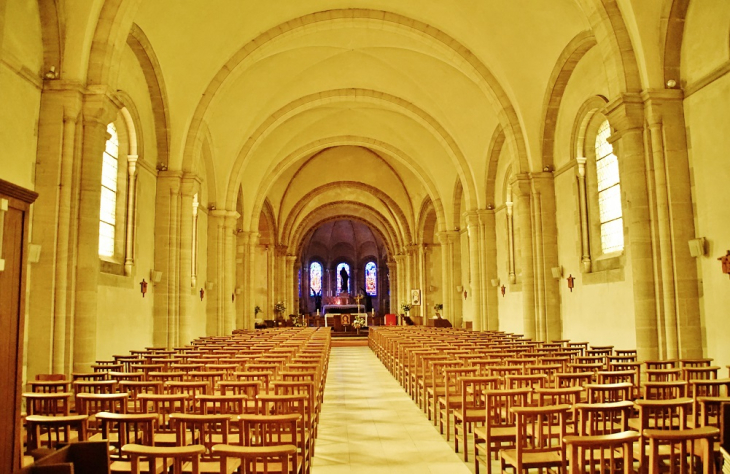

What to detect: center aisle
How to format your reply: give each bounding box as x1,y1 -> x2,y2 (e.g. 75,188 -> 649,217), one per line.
312,346 -> 474,474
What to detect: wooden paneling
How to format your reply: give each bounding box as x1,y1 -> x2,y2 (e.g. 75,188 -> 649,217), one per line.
0,179 -> 37,473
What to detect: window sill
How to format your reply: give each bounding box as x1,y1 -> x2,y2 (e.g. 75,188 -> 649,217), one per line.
100,259 -> 125,276
582,251 -> 625,284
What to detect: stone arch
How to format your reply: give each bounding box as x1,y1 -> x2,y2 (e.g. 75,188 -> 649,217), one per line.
293,206 -> 398,260
248,136 -> 445,235
115,91 -> 142,159
126,23 -> 170,168
485,126 -> 506,208
571,96 -> 610,161
663,0 -> 689,87
452,179 -> 463,230
416,197 -> 437,244
86,0 -> 140,88
37,0 -> 63,73
225,89 -> 476,211
540,31 -> 598,171
577,0 -> 642,95
279,181 -> 411,247
181,9 -> 530,180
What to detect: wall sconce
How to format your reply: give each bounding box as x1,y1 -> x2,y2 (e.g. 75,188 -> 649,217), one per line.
718,250 -> 730,279
551,266 -> 563,280
28,244 -> 42,264
491,278 -> 500,287
199,288 -> 205,300
150,270 -> 163,283
567,274 -> 575,292
688,238 -> 706,257
500,285 -> 506,297
456,285 -> 463,292
140,279 -> 148,297
205,281 -> 216,290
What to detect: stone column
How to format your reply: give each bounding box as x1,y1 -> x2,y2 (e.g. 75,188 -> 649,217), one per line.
178,174 -> 198,345
605,94 -> 659,360
53,92 -> 81,374
505,195 -> 516,284
73,94 -> 118,371
512,175 -> 536,340
123,155 -> 138,276
207,210 -> 226,335
437,231 -> 459,325
531,173 -> 561,341
643,90 -> 702,358
154,171 -> 182,346
576,158 -> 592,272
244,232 -> 260,328
286,255 -> 298,316
223,211 -> 238,334
478,210 -> 499,331
465,211 -> 483,331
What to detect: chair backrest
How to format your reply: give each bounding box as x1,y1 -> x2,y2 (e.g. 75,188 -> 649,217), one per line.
23,392 -> 72,416
170,413 -> 231,462
212,443 -> 297,474
76,393 -> 129,434
512,404 -> 570,465
564,430 -> 640,474
196,394 -> 248,416
643,380 -> 688,400
138,393 -> 190,434
644,426 -> 719,474
534,386 -> 584,407
460,376 -> 499,411
484,388 -> 532,430
96,412 -> 157,460
585,382 -> 633,403
574,401 -> 634,435
121,444 -> 205,474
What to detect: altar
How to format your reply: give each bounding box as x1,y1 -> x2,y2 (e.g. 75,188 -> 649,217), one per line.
323,305 -> 365,327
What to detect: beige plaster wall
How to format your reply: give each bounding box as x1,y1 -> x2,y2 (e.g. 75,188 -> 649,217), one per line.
495,206 -> 523,334
685,73 -> 730,368
96,165 -> 157,359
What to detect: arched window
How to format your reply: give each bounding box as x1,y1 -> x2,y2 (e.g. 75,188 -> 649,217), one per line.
336,263 -> 350,294
365,261 -> 377,296
594,120 -> 624,253
99,123 -> 119,257
309,262 -> 322,296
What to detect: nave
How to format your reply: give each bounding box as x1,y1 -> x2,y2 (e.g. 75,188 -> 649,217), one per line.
313,346 -> 473,473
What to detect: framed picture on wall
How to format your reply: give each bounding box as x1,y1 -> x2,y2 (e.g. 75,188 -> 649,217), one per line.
411,289 -> 421,306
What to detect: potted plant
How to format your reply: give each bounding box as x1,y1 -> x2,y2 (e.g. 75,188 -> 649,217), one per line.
433,303 -> 443,318
400,302 -> 411,316
352,315 -> 366,334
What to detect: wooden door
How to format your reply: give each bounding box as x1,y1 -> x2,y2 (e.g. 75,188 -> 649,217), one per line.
0,179 -> 37,472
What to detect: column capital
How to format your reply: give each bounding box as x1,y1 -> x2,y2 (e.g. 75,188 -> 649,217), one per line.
510,174 -> 532,197
640,89 -> 684,125
463,210 -> 479,229
275,244 -> 288,256
82,92 -> 118,126
437,230 -> 459,245
603,92 -> 645,136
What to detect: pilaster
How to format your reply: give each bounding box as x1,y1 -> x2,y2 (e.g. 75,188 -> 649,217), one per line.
478,210 -> 499,331
437,231 -> 459,325
465,211 -> 482,331
223,211 -> 239,334
512,175 -> 536,339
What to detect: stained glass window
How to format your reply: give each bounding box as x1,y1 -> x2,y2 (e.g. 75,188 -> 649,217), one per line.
594,120 -> 624,253
365,262 -> 377,296
336,263 -> 350,294
309,262 -> 322,296
99,123 -> 118,257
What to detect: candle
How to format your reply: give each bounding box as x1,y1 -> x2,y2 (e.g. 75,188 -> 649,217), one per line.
317,309 -> 320,316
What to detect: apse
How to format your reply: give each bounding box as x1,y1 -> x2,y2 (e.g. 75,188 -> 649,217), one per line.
299,219 -> 388,314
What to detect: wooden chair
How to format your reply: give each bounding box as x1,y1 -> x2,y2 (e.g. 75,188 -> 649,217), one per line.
499,404 -> 570,474
436,367 -> 478,437
564,430 -> 640,474
138,393 -> 191,446
76,392 -> 129,438
24,414 -> 88,452
211,444 -> 298,474
23,392 -> 72,416
644,380 -> 688,400
234,414 -> 303,474
644,426 -> 719,474
451,376 -> 498,460
169,413 -> 237,473
473,387 -> 531,474
586,382 -> 634,403
121,444 -> 205,474
255,394 -> 311,474
95,412 -> 158,473
574,401 -> 634,435
631,398 -> 693,472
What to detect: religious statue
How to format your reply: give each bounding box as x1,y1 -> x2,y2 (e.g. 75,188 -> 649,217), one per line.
340,267 -> 349,293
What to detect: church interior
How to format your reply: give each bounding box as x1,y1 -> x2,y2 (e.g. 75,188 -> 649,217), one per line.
2,0 -> 730,472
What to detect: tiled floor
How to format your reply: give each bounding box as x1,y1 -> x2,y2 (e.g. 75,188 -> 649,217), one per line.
312,346 -> 478,474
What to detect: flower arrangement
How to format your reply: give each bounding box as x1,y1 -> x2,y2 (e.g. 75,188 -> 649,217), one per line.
352,315 -> 366,329
291,314 -> 305,327
273,301 -> 286,314
400,302 -> 411,314
433,303 -> 443,312
254,305 -> 262,316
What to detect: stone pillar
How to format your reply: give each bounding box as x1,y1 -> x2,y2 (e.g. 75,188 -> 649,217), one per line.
576,158 -> 592,272
437,231 -> 459,325
506,195 -> 517,284
123,155 -> 138,276
531,173 -> 561,341
73,94 -> 118,371
153,171 -> 182,346
643,90 -> 702,359
478,210 -> 499,331
244,232 -> 260,328
207,210 -> 226,336
465,211 -> 483,331
605,94 -> 659,360
512,175 -> 536,340
52,92 -> 81,374
235,235 -> 245,329
286,255 -> 298,316
223,211 -> 238,334
178,175 -> 198,345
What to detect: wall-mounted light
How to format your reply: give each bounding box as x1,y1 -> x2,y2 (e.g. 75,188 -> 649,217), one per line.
688,238 -> 706,257
500,285 -> 506,297
718,250 -> 730,279
491,278 -> 500,287
551,266 -> 563,280
140,279 -> 148,297
150,270 -> 163,283
567,274 -> 576,292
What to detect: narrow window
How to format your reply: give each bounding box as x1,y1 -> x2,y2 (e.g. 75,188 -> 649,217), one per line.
336,263 -> 350,294
99,123 -> 118,257
594,120 -> 624,253
365,261 -> 377,296
309,262 -> 322,296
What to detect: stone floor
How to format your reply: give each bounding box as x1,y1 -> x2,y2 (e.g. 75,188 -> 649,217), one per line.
312,346 -> 483,474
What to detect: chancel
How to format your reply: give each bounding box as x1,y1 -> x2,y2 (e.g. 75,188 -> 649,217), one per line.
1,1 -> 730,473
